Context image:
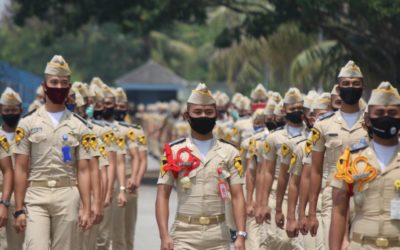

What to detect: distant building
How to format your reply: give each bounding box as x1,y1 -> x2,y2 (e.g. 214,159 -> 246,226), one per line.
115,60 -> 187,104
0,61 -> 42,110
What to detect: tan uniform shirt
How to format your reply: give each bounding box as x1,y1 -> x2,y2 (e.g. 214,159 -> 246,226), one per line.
243,128 -> 269,171
214,117 -> 234,141
171,118 -> 190,141
13,106 -> 93,181
90,120 -> 117,168
289,138 -> 313,176
0,128 -> 12,188
310,110 -> 368,181
158,137 -> 244,216
232,116 -> 253,145
331,142 -> 400,237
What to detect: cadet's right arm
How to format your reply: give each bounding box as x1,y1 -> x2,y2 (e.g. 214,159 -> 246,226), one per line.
329,187 -> 349,250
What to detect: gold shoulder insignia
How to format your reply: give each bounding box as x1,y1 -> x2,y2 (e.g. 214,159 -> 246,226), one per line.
99,145 -> 107,157
139,135 -> 147,145
0,136 -> 10,152
160,155 -> 167,177
234,156 -> 244,177
290,152 -> 297,167
311,128 -> 320,145
232,128 -> 238,136
305,140 -> 312,156
117,137 -> 126,149
264,141 -> 270,153
127,128 -> 136,141
81,134 -> 91,151
15,127 -> 25,145
89,134 -> 97,150
281,143 -> 290,158
102,131 -> 114,146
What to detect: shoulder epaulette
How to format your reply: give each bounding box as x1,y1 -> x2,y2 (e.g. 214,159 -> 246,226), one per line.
290,133 -> 302,139
23,109 -> 36,118
318,111 -> 335,121
272,126 -> 284,132
218,138 -> 237,149
118,121 -> 142,129
73,113 -> 93,129
91,119 -> 105,127
350,138 -> 369,153
169,138 -> 186,147
296,138 -> 307,145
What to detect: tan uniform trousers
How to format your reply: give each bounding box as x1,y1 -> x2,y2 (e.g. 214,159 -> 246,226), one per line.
24,186 -> 80,250
261,181 -> 305,250
7,197 -> 24,250
170,219 -> 231,250
77,224 -> 99,250
302,200 -> 325,250
112,189 -> 138,250
96,205 -> 112,250
320,185 -> 332,249
243,188 -> 263,250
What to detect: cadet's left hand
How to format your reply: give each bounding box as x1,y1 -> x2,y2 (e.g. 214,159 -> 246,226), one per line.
79,209 -> 92,231
285,218 -> 299,238
0,205 -> 8,227
275,210 -> 285,229
91,203 -> 104,225
234,237 -> 245,250
127,177 -> 139,193
117,191 -> 127,208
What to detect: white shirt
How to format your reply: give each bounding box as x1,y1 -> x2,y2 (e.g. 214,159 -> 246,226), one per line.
340,111 -> 359,129
287,125 -> 302,137
4,131 -> 14,142
373,141 -> 398,171
47,111 -> 65,127
192,138 -> 213,160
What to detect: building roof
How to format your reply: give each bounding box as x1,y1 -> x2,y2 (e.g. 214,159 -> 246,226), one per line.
115,60 -> 187,91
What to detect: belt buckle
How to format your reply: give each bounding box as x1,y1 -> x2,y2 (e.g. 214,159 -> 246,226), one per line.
199,216 -> 210,225
376,237 -> 389,247
47,180 -> 57,188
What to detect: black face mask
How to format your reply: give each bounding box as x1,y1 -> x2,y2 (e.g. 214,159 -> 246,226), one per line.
2,114 -> 21,127
286,111 -> 303,124
339,87 -> 363,105
114,110 -> 127,121
370,116 -> 400,139
265,122 -> 277,131
93,110 -> 103,120
332,107 -> 339,112
102,107 -> 114,120
275,120 -> 286,128
188,116 -> 216,135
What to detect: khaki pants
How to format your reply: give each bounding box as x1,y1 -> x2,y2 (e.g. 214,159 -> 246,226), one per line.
96,205 -> 112,250
24,187 -> 80,250
170,219 -> 231,250
261,181 -> 304,250
77,223 -> 99,250
112,190 -> 138,250
246,216 -> 264,250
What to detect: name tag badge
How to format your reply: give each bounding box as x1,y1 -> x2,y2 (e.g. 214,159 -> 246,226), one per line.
62,134 -> 72,162
390,198 -> 400,220
30,127 -> 43,135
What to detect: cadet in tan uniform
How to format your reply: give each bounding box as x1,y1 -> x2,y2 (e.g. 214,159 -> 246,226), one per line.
308,61 -> 368,249
13,55 -> 93,250
330,81 -> 400,250
255,87 -> 306,250
0,88 -> 16,250
286,93 -> 332,249
243,108 -> 269,250
232,96 -> 253,148
250,84 -> 268,112
171,104 -> 191,141
156,83 -> 246,250
112,87 -> 148,250
27,86 -> 44,112
0,87 -> 23,250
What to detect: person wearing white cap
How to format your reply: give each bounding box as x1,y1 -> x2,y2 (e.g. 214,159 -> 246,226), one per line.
0,87 -> 19,248
241,108 -> 269,250
250,84 -> 268,112
307,60 -> 368,249
13,55 -> 95,249
232,96 -> 253,148
255,87 -> 307,250
330,84 -> 342,111
286,93 -> 332,249
330,82 -> 400,250
156,83 -> 246,250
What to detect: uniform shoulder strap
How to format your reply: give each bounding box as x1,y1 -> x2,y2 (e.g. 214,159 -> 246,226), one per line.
91,119 -> 105,127
169,138 -> 186,147
23,109 -> 36,118
350,138 -> 369,153
318,111 -> 335,121
218,138 -> 237,149
73,113 -> 93,129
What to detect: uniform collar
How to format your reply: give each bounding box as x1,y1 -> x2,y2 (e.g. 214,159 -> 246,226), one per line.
369,142 -> 400,175
37,105 -> 72,129
334,110 -> 364,131
186,136 -> 221,167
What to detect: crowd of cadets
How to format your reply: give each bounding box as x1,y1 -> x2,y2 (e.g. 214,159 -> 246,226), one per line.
0,55 -> 147,250
156,60 -> 400,250
0,55 -> 398,250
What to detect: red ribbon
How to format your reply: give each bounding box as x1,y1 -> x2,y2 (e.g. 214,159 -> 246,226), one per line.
163,143 -> 200,178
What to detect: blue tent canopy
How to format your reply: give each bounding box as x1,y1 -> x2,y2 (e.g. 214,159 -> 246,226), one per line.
0,61 -> 42,110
